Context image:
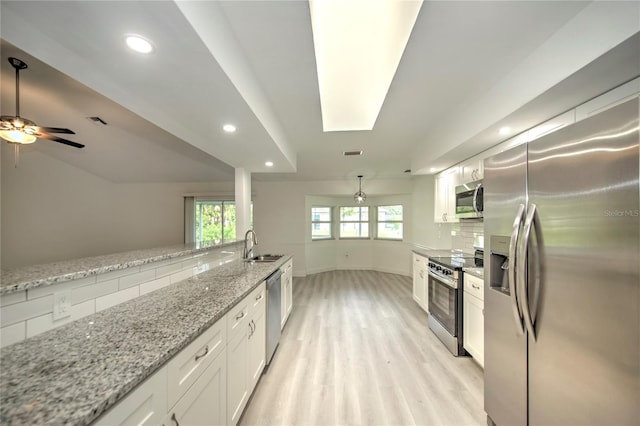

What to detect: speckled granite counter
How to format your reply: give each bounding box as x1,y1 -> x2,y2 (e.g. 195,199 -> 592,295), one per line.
0,240 -> 240,295
463,267 -> 485,279
0,255 -> 290,426
412,248 -> 473,258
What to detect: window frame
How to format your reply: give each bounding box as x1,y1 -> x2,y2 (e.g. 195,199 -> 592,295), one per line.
338,205 -> 371,239
375,204 -> 404,241
311,206 -> 334,240
194,199 -> 237,244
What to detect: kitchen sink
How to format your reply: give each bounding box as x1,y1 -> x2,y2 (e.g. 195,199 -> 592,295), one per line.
244,254 -> 283,263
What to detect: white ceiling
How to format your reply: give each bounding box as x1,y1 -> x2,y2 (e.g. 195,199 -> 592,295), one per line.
1,1 -> 638,184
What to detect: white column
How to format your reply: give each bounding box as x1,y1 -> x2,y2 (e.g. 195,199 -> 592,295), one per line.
235,168 -> 252,241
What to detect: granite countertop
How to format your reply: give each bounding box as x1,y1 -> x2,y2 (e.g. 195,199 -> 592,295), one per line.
0,255 -> 291,426
0,240 -> 240,296
463,267 -> 485,279
412,248 -> 473,259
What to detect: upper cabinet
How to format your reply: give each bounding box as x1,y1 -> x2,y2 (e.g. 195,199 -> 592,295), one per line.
459,158 -> 484,182
434,167 -> 459,223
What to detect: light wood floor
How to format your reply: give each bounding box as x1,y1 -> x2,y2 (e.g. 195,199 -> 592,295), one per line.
240,270 -> 485,426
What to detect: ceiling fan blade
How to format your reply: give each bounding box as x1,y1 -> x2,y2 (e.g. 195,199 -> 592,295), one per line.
36,126 -> 75,135
37,133 -> 85,148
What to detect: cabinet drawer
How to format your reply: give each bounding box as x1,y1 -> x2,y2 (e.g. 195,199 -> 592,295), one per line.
281,259 -> 292,274
413,253 -> 428,269
464,273 -> 484,301
249,282 -> 266,316
167,317 -> 226,408
95,366 -> 167,426
227,295 -> 250,339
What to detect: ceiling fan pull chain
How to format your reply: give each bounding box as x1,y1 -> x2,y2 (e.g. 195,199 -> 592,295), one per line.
14,144 -> 20,168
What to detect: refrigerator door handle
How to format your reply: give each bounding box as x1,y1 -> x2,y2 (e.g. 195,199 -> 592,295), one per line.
509,203 -> 526,335
519,203 -> 540,341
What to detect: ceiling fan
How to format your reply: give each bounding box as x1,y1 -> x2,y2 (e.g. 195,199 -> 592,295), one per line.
1,57 -> 84,166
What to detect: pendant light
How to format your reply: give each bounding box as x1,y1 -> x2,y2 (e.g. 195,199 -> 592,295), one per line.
354,175 -> 367,204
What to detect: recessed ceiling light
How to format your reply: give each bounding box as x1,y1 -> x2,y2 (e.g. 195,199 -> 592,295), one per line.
499,126 -> 511,135
265,161 -> 274,167
223,124 -> 236,133
125,35 -> 154,54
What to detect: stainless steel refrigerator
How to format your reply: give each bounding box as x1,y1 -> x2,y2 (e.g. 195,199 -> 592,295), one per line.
483,97 -> 639,426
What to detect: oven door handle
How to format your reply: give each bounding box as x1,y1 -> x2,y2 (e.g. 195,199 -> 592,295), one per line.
509,204 -> 526,335
428,271 -> 457,289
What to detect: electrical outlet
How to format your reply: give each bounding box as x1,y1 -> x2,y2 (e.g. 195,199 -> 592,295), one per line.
53,290 -> 72,321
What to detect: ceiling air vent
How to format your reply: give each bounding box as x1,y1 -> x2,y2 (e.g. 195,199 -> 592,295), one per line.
343,150 -> 363,156
87,116 -> 108,125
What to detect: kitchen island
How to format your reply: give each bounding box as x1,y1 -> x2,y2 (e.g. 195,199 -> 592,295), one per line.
0,249 -> 291,425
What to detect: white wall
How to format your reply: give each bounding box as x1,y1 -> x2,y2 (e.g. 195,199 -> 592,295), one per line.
1,145 -> 234,269
253,179 -> 415,277
411,175 -> 453,249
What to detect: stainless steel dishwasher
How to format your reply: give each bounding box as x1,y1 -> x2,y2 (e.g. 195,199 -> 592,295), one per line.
265,268 -> 282,366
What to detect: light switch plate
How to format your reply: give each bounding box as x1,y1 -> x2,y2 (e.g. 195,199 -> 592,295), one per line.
53,290 -> 72,321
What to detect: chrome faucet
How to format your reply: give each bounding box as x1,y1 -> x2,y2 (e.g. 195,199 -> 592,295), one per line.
243,229 -> 258,260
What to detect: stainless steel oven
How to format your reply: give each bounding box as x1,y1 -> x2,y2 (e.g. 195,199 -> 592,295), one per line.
427,257 -> 471,356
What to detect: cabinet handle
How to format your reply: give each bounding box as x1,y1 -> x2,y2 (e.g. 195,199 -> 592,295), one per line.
171,413 -> 180,426
419,271 -> 424,279
472,284 -> 480,290
194,345 -> 209,362
255,294 -> 263,301
443,212 -> 447,222
235,311 -> 246,321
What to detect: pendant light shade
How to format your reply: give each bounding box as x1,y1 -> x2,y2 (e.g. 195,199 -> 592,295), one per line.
354,175 -> 367,204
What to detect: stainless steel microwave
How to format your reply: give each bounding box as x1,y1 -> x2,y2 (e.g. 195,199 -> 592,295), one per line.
455,180 -> 483,219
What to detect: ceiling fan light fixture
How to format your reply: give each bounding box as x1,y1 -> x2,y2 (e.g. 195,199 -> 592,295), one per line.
0,129 -> 36,144
354,175 -> 367,204
125,34 -> 154,54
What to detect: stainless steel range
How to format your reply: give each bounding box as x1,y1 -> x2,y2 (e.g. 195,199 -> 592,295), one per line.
427,255 -> 474,356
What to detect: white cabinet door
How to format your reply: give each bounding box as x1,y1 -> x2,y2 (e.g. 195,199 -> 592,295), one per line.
434,169 -> 459,223
248,302 -> 266,392
167,350 -> 227,426
285,269 -> 293,318
227,281 -> 266,426
227,327 -> 249,426
460,158 -> 483,182
463,291 -> 484,367
94,367 -> 167,426
412,254 -> 428,312
280,259 -> 293,330
167,316 -> 226,408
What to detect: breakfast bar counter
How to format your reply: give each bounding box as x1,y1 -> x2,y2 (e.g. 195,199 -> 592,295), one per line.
0,253 -> 291,425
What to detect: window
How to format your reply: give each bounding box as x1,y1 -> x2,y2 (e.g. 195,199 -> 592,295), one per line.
195,200 -> 236,243
376,205 -> 403,240
339,206 -> 369,238
311,206 -> 333,240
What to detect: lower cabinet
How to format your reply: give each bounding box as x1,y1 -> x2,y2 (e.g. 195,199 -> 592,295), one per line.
166,350 -> 227,426
94,366 -> 167,426
227,282 -> 266,426
412,253 -> 428,312
463,273 -> 484,367
93,281 -> 268,426
280,259 -> 293,329
227,326 -> 249,425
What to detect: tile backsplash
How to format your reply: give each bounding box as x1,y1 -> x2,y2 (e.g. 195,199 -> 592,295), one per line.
451,221 -> 484,254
